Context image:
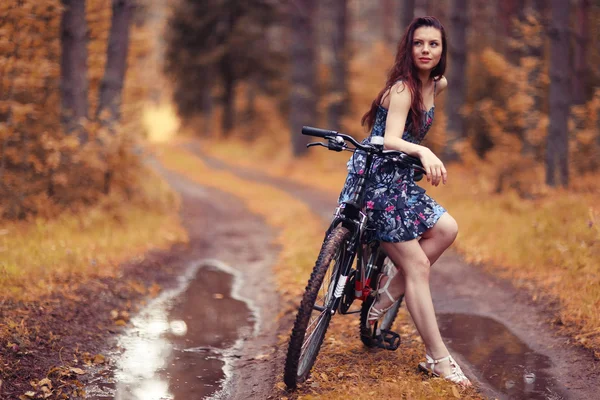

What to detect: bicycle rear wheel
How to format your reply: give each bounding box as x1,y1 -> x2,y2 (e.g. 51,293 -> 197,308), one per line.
283,225 -> 351,389
360,256 -> 403,348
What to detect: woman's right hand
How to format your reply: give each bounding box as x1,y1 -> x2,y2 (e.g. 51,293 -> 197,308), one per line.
418,148 -> 447,186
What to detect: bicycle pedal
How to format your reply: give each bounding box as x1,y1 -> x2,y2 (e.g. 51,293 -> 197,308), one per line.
372,329 -> 400,351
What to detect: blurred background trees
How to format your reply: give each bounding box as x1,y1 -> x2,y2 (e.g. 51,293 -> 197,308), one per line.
164,0 -> 600,193
2,0 -> 600,220
1,0 -> 151,219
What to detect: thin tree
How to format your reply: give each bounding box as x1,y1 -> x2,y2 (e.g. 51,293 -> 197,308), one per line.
96,0 -> 135,132
164,0 -> 284,137
381,0 -> 395,46
327,0 -> 348,130
497,0 -> 525,63
415,0 -> 430,17
289,0 -> 317,156
546,0 -> 570,187
572,0 -> 590,105
60,0 -> 90,144
444,0 -> 468,161
521,0 -> 547,155
399,0 -> 415,35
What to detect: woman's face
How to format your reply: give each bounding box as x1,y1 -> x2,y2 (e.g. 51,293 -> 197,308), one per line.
411,26 -> 443,72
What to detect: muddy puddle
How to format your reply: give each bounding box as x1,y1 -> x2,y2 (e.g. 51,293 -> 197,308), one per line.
438,313 -> 567,400
86,260 -> 256,400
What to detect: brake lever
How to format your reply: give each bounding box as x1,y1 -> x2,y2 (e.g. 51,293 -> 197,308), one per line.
306,140 -> 346,152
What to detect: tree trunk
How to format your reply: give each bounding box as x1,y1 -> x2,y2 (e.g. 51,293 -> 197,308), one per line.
381,0 -> 395,46
521,0 -> 546,155
546,0 -> 570,187
444,0 -> 468,162
201,84 -> 214,136
60,0 -> 90,144
221,54 -> 236,136
497,0 -> 525,62
415,0 -> 430,17
289,0 -> 318,156
96,0 -> 134,131
327,0 -> 348,130
572,0 -> 589,105
399,0 -> 416,35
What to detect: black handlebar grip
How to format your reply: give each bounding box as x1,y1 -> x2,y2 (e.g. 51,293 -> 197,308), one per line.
302,126 -> 337,138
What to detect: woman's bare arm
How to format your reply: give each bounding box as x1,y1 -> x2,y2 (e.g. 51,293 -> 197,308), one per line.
383,82 -> 427,158
383,81 -> 448,186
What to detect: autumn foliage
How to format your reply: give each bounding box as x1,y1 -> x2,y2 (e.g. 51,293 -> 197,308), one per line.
0,1 -> 151,219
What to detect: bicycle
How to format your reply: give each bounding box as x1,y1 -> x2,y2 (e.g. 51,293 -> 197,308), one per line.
283,126 -> 427,390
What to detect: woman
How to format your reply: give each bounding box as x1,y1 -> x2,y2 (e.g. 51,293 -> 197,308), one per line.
338,16 -> 472,386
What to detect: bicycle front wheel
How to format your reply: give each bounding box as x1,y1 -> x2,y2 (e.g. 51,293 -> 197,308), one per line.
283,225 -> 351,389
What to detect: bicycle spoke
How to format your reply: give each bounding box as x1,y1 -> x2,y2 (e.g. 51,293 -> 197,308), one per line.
305,311 -> 324,335
300,311 -> 327,356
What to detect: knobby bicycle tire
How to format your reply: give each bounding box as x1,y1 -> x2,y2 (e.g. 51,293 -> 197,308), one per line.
283,225 -> 351,389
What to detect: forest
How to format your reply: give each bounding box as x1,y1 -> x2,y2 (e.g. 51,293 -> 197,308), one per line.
1,0 -> 599,399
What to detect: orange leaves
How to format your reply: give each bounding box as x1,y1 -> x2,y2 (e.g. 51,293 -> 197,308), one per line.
0,0 -> 153,219
480,48 -> 512,79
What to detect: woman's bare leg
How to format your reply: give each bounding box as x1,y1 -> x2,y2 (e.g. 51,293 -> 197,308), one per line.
370,212 -> 458,303
381,239 -> 464,379
418,213 -> 458,266
368,213 -> 466,380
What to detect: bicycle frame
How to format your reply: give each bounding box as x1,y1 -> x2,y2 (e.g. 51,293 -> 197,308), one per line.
303,126 -> 425,318
324,204 -> 385,315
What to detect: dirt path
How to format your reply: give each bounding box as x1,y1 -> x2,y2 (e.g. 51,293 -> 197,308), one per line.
78,160 -> 282,400
185,144 -> 599,400
149,160 -> 283,400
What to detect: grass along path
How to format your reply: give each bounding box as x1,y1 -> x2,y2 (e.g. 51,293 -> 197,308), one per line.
202,137 -> 600,356
155,143 -> 482,399
0,169 -> 187,302
0,168 -> 188,399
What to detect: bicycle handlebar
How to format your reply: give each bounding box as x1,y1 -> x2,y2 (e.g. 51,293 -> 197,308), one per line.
301,125 -> 425,173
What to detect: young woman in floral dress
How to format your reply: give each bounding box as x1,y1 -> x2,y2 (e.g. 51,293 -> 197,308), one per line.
338,16 -> 472,386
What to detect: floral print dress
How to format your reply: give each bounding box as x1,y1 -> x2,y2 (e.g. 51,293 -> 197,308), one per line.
338,87 -> 446,243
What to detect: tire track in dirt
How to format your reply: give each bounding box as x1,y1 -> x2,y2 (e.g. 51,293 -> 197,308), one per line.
185,143 -> 599,400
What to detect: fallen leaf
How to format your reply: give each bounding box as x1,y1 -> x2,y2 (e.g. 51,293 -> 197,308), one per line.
24,391 -> 36,398
452,385 -> 461,398
320,372 -> 328,381
254,353 -> 270,360
213,293 -> 224,299
70,367 -> 85,375
110,310 -> 119,319
38,378 -> 52,389
115,319 -> 127,326
148,283 -> 161,297
93,354 -> 105,364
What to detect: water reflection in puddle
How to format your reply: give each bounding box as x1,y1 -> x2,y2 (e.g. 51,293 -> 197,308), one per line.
86,260 -> 255,400
438,313 -> 566,400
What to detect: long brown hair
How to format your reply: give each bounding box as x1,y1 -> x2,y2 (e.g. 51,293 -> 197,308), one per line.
361,16 -> 447,131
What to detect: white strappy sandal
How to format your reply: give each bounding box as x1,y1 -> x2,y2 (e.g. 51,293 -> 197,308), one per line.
418,354 -> 472,386
366,275 -> 399,324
